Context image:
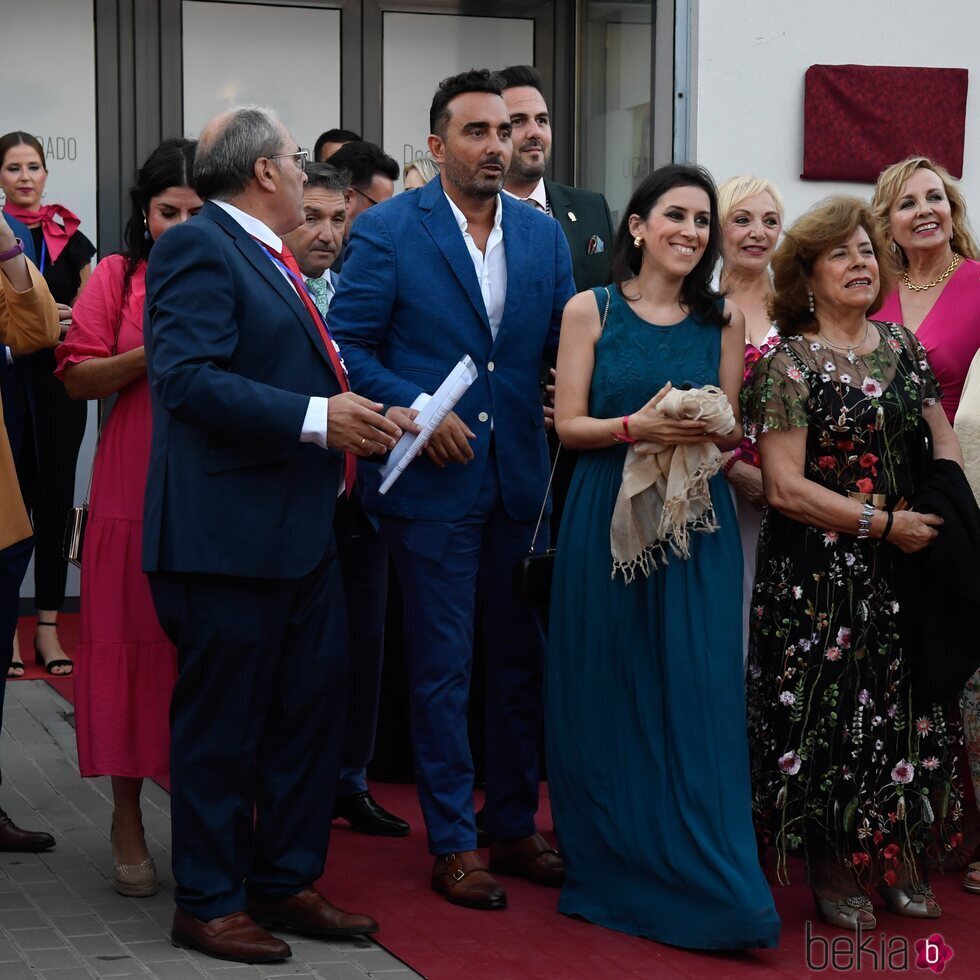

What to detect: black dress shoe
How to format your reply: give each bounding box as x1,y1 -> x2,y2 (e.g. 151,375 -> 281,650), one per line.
475,806 -> 489,848
334,791 -> 409,837
0,809 -> 55,852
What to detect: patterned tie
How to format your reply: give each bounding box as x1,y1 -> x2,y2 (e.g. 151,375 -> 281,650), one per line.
305,276 -> 331,318
253,239 -> 356,495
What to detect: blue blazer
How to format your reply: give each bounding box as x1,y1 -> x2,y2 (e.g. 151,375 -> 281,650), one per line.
143,201 -> 344,578
329,177 -> 574,523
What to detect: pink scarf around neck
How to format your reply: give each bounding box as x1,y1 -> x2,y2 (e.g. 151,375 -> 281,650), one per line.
3,201 -> 81,265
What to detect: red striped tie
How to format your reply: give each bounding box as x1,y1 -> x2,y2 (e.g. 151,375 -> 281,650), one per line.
257,239 -> 357,495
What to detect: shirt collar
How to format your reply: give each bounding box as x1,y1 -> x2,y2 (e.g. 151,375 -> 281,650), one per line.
443,191 -> 503,235
213,200 -> 283,253
504,178 -> 547,211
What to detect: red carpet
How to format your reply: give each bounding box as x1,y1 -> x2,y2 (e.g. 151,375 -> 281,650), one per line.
319,784 -> 978,979
20,615 -> 978,978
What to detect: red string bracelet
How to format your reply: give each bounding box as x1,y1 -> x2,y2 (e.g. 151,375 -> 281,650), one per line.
612,415 -> 636,444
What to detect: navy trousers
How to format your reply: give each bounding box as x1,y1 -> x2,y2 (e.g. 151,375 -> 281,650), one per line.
334,491 -> 388,797
149,544 -> 349,920
381,452 -> 547,855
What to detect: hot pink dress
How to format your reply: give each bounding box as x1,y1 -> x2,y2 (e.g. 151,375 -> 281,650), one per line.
877,257 -> 980,422
55,255 -> 176,778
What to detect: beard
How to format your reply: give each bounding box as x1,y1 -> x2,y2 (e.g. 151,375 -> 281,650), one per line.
442,151 -> 505,200
509,142 -> 549,182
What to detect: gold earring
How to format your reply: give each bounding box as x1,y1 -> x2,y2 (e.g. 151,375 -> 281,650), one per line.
633,235 -> 643,249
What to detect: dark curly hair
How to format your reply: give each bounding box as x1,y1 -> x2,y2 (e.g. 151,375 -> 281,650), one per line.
429,69 -> 505,138
611,164 -> 728,328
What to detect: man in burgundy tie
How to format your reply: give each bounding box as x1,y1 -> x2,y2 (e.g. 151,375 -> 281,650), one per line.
283,164 -> 411,838
143,106 -> 416,965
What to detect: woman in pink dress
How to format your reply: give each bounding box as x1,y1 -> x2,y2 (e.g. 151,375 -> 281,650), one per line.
716,175 -> 784,665
872,155 -> 980,896
55,139 -> 200,897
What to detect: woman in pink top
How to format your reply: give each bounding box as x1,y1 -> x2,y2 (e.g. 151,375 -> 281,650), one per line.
873,155 -> 980,896
55,139 -> 201,898
716,175 -> 784,666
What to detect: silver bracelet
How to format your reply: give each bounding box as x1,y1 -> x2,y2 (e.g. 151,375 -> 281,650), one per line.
856,502 -> 875,539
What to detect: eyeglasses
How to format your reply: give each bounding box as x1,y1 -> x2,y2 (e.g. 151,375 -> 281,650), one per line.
272,148 -> 310,170
353,187 -> 380,208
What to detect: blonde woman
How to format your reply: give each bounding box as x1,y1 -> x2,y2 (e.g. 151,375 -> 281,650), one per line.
717,176 -> 784,663
873,157 -> 980,895
402,156 -> 439,190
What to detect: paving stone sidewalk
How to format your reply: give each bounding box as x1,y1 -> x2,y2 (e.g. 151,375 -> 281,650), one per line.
0,680 -> 420,979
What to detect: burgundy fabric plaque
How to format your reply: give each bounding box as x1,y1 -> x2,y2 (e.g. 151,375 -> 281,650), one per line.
802,64 -> 968,183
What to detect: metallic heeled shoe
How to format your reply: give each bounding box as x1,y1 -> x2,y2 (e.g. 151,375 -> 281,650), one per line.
963,861 -> 980,895
814,893 -> 877,930
878,883 -> 941,918
113,855 -> 157,897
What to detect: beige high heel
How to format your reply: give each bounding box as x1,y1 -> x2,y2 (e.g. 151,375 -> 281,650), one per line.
878,884 -> 941,918
110,822 -> 157,898
814,893 -> 877,930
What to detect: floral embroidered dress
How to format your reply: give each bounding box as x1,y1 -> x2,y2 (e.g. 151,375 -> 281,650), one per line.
744,321 -> 962,890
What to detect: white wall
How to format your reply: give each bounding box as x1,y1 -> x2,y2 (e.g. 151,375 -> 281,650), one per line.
182,1 -> 340,149
691,0 -> 980,225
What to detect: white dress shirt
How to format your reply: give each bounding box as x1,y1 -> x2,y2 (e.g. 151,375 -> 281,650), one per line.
504,178 -> 549,215
213,200 -> 330,452
443,192 -> 506,340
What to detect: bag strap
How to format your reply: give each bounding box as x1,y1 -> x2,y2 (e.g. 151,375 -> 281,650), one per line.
528,286 -> 612,552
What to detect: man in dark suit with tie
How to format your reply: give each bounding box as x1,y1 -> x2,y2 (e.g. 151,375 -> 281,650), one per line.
498,64 -> 617,539
498,64 -> 615,293
283,164 -> 410,838
330,70 -> 574,911
143,106 -> 409,964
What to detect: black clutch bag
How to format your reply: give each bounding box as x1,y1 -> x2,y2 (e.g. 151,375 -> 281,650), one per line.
513,287 -> 611,608
513,547 -> 556,606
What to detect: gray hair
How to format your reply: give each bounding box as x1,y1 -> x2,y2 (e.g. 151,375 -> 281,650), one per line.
303,162 -> 350,195
193,105 -> 283,201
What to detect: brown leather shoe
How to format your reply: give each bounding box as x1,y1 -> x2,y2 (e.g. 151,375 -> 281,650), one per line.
431,850 -> 507,910
248,887 -> 378,937
171,909 -> 290,963
0,809 -> 54,853
489,832 -> 563,887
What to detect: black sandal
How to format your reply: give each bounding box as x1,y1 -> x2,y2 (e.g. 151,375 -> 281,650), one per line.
7,658 -> 25,678
34,622 -> 73,676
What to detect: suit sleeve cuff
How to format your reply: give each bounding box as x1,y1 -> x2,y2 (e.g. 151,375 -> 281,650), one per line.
300,396 -> 330,449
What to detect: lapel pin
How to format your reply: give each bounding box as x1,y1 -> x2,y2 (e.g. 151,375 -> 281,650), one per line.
568,211 -> 577,222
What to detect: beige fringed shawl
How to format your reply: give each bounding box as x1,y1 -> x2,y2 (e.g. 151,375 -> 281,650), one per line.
610,385 -> 736,582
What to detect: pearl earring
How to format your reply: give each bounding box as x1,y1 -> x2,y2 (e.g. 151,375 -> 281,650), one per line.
807,288 -> 815,314
633,235 -> 643,249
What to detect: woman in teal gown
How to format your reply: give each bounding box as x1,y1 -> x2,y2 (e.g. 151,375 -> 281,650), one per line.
546,165 -> 780,950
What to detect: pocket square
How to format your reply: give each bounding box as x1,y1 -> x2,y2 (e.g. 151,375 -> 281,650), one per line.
587,235 -> 605,255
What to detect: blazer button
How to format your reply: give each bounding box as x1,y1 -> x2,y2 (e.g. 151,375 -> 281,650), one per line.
478,411 -> 489,422
487,361 -> 495,372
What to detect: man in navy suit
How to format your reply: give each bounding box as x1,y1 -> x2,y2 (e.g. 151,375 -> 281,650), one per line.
143,106 -> 408,964
330,70 -> 575,910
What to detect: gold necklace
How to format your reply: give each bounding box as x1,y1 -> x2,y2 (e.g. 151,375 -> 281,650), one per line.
902,253 -> 962,292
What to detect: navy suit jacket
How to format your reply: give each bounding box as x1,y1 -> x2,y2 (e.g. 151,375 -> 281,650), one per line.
329,177 -> 575,524
143,201 -> 344,578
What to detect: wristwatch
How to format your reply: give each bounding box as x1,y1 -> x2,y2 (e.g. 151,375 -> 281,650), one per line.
0,238 -> 25,262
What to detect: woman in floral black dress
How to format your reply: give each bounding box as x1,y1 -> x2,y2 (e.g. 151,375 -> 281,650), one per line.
745,197 -> 965,931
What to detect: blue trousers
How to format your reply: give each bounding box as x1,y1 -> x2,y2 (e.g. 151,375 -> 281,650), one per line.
149,545 -> 348,920
381,455 -> 546,854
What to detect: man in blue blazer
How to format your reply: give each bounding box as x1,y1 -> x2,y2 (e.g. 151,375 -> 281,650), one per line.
143,106 -> 405,964
330,70 -> 575,910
